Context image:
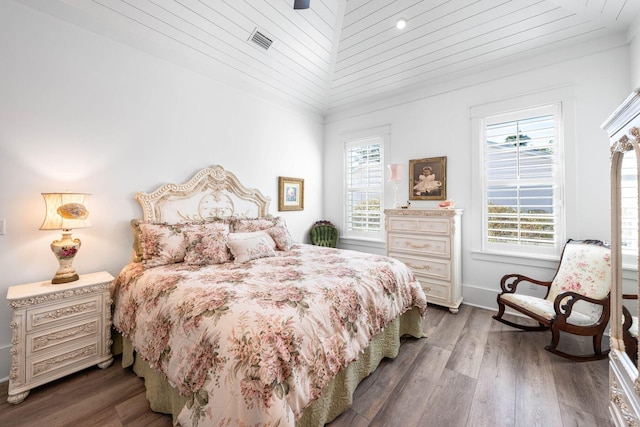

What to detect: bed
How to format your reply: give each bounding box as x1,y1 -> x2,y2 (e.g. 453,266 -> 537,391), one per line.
112,165 -> 427,426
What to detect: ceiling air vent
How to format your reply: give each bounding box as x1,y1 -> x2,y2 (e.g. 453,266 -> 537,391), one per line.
249,28 -> 273,50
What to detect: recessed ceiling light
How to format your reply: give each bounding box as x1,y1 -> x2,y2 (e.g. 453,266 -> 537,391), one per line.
396,18 -> 407,30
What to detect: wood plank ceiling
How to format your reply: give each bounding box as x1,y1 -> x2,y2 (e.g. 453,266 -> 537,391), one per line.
16,0 -> 640,116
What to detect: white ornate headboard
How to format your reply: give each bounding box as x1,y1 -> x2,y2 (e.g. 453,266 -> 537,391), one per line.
135,165 -> 271,222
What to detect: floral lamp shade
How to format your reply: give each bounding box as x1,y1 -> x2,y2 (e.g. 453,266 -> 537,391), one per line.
40,192 -> 91,284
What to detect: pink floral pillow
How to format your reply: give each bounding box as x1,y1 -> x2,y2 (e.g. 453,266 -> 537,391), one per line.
183,222 -> 231,265
231,216 -> 284,233
268,225 -> 294,251
227,236 -> 276,263
138,223 -> 187,268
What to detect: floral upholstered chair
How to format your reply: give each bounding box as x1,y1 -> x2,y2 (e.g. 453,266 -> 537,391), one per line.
493,239 -> 611,362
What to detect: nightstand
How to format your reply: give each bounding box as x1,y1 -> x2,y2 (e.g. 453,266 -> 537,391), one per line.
6,271 -> 114,404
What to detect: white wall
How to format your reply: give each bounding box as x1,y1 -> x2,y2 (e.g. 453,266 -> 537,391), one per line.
629,15 -> 640,89
325,42 -> 631,311
0,1 -> 324,380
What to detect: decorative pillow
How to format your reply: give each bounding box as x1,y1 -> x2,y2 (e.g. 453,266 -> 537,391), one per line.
268,225 -> 294,251
138,223 -> 188,268
227,236 -> 276,263
183,222 -> 231,265
228,230 -> 277,249
231,216 -> 283,233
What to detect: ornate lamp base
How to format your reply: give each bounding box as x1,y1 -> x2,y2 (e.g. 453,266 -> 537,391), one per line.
50,231 -> 81,284
392,182 -> 400,209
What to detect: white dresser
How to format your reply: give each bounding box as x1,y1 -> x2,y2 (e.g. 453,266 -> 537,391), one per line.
6,271 -> 114,404
384,209 -> 462,313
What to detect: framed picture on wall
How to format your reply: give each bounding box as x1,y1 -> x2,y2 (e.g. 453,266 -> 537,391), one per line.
278,177 -> 304,211
409,157 -> 447,201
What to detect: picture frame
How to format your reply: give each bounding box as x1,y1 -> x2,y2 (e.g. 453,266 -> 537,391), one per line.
409,157 -> 447,201
278,176 -> 304,211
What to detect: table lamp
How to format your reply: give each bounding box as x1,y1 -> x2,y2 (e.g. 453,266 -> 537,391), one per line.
388,164 -> 403,208
39,192 -> 91,284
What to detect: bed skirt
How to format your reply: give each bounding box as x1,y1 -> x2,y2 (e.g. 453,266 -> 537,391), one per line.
113,307 -> 425,426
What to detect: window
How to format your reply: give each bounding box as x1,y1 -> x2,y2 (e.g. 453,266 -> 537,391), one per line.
344,130 -> 387,241
481,104 -> 564,255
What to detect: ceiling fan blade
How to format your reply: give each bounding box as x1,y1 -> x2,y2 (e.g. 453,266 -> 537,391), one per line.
294,0 -> 310,9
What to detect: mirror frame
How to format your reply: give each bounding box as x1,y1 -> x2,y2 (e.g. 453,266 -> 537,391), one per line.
605,89 -> 640,425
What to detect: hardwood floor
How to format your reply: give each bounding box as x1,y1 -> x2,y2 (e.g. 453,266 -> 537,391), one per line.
0,304 -> 612,426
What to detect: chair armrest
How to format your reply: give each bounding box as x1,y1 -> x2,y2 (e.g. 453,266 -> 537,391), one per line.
552,291 -> 610,320
499,274 -> 552,294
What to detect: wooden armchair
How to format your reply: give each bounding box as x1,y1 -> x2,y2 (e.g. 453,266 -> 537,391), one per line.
493,239 -> 611,362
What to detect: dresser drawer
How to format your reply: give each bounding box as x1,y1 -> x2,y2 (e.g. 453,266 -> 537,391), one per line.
388,234 -> 450,258
415,276 -> 450,303
26,318 -> 101,357
388,217 -> 450,235
26,295 -> 103,333
390,252 -> 451,281
26,337 -> 101,384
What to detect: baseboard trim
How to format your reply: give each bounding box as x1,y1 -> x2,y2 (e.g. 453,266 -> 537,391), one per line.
461,283 -> 536,319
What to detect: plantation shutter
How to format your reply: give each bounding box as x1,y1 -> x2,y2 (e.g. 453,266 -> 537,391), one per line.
483,105 -> 562,252
345,137 -> 383,238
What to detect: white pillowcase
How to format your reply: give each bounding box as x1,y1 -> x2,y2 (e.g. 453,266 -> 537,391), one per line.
227,236 -> 276,263
228,230 -> 277,249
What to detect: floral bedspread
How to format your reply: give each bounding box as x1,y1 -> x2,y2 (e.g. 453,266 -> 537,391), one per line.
113,244 -> 427,427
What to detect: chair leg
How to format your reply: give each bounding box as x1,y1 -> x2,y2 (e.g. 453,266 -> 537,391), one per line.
593,333 -> 604,355
548,323 -> 560,351
494,298 -> 506,320
544,324 -> 610,362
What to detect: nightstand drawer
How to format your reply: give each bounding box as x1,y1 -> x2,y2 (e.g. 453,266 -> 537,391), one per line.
27,318 -> 101,356
26,295 -> 102,333
391,252 -> 451,281
388,234 -> 450,258
388,217 -> 450,235
26,337 -> 101,384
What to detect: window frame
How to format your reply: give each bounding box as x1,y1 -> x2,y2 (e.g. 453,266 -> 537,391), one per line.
480,104 -> 564,256
342,126 -> 389,242
470,87 -> 575,261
